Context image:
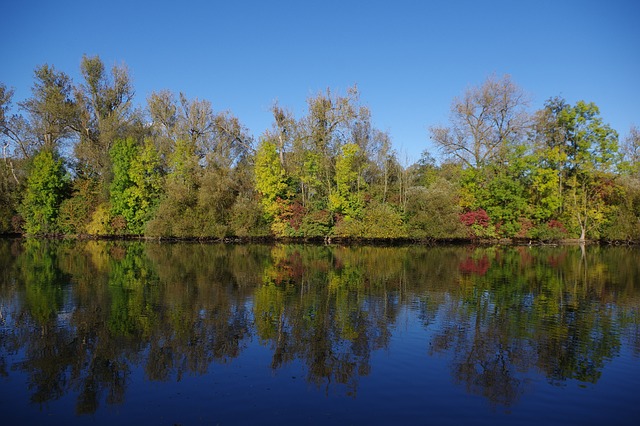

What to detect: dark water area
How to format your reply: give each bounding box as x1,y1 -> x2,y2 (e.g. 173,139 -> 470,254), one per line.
0,239 -> 638,425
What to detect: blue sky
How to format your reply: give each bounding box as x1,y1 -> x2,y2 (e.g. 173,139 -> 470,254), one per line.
2,0 -> 638,163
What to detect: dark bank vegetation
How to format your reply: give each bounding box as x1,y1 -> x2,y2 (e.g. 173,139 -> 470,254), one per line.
1,56 -> 639,243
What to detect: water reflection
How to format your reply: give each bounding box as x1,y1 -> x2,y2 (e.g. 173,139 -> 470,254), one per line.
0,240 -> 638,413
429,247 -> 625,405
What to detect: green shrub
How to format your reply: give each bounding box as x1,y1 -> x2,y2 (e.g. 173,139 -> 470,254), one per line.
362,202 -> 407,238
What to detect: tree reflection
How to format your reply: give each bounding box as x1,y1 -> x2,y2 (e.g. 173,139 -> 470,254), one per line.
0,240 -> 638,412
253,245 -> 403,396
429,246 -> 638,406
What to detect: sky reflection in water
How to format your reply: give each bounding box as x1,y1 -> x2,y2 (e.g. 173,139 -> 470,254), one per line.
0,240 -> 638,425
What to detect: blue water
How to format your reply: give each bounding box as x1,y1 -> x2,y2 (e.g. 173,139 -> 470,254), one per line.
0,241 -> 638,425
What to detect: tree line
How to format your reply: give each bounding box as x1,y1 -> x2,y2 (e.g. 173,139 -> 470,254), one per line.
1,56 -> 639,241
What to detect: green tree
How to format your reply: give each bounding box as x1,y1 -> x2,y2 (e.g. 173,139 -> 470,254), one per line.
604,127 -> 640,241
473,146 -> 531,237
109,138 -> 162,234
146,139 -> 200,237
361,201 -> 407,238
56,177 -> 101,234
554,101 -> 619,240
20,149 -> 69,234
330,143 -> 365,220
406,178 -> 466,239
0,160 -> 20,233
528,146 -> 564,223
601,175 -> 640,241
255,139 -> 292,236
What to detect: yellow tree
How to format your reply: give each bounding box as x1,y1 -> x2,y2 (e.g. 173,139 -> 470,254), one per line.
255,139 -> 292,236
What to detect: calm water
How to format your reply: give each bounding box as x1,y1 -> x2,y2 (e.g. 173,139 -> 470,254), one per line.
0,239 -> 638,425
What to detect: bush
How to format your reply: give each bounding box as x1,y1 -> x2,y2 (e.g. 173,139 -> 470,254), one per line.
601,208 -> 640,242
332,215 -> 365,238
299,209 -> 332,238
529,220 -> 568,241
405,179 -> 467,239
362,202 -> 407,238
85,203 -> 111,236
459,209 -> 498,239
229,195 -> 271,237
56,178 -> 100,234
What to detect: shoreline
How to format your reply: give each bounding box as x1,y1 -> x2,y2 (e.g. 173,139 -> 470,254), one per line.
1,233 -> 638,247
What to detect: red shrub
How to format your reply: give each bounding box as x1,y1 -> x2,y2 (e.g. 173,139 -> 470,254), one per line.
460,209 -> 491,228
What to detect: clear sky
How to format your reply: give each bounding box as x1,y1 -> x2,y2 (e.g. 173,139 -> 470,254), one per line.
2,0 -> 638,163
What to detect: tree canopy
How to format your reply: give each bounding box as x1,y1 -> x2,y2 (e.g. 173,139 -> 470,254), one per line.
1,60 -> 638,242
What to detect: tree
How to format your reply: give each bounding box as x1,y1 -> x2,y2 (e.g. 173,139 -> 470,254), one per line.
19,64 -> 79,154
364,129 -> 397,204
147,90 -> 178,163
75,55 -> 135,182
0,82 -> 25,163
56,176 -> 101,235
0,84 -> 22,230
540,100 -> 620,241
193,105 -> 254,237
330,143 -> 365,220
145,138 -> 200,237
145,91 -> 255,238
527,148 -> 564,223
603,126 -> 640,241
302,86 -> 362,203
270,102 -> 294,169
0,83 -> 11,133
512,97 -> 623,241
412,150 -> 439,188
406,178 -> 466,239
621,125 -> 640,176
109,138 -> 162,234
460,145 -> 532,237
2,66 -> 79,188
20,149 -> 69,235
0,160 -> 20,233
429,74 -> 530,169
255,139 -> 292,235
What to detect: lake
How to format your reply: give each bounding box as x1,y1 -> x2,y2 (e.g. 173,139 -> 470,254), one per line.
0,239 -> 638,425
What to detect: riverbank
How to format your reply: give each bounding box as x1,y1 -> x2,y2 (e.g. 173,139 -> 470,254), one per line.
2,232 -> 638,246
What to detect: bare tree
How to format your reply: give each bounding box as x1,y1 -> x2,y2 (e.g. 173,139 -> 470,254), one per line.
429,74 -> 530,168
20,64 -> 79,153
147,90 -> 178,160
75,55 -> 135,179
0,83 -> 22,184
621,125 -> 640,174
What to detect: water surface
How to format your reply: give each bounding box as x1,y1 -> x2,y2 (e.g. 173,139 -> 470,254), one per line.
0,240 -> 638,424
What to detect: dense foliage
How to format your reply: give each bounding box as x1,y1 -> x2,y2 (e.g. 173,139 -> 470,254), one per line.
1,60 -> 639,241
